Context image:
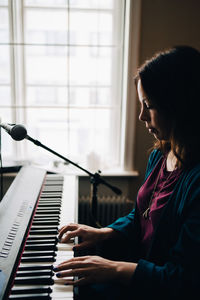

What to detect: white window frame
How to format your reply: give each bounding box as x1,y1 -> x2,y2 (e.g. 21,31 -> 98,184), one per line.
0,0 -> 141,174
121,0 -> 141,172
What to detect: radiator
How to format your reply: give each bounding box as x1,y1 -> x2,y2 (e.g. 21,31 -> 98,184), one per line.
78,195 -> 133,227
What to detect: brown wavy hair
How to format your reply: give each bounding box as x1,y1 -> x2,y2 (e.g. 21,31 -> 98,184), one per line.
135,46 -> 200,169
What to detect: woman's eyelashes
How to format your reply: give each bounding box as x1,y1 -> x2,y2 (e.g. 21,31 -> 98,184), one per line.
143,99 -> 154,110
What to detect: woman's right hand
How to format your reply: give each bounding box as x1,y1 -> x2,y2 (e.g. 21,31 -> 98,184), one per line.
58,223 -> 115,250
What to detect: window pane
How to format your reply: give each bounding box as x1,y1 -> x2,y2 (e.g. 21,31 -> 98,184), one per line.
68,108 -> 119,169
21,107 -> 119,170
0,0 -> 8,6
24,0 -> 114,9
69,0 -> 114,9
0,86 -> 11,106
69,87 -> 112,106
25,0 -> 68,7
0,45 -> 10,84
27,86 -> 68,106
24,9 -> 69,44
25,107 -> 69,159
25,46 -> 68,85
26,86 -> 112,107
69,46 -> 112,86
1,108 -> 13,159
69,11 -> 113,45
0,8 -> 9,43
0,107 -> 11,123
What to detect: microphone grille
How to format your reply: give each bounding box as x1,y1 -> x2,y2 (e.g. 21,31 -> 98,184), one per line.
11,125 -> 27,141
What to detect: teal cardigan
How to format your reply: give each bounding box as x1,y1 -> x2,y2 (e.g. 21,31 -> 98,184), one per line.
108,150 -> 200,299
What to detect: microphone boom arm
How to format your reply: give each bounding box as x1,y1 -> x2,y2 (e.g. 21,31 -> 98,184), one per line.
26,135 -> 122,227
26,135 -> 92,176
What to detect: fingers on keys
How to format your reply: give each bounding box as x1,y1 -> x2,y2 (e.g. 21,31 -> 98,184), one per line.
58,223 -> 79,242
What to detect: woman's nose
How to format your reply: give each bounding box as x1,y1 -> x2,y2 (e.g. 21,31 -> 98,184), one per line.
139,107 -> 150,122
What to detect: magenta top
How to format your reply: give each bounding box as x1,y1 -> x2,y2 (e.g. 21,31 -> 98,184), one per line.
137,156 -> 182,257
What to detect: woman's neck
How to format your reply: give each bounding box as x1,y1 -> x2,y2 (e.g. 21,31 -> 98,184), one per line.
166,150 -> 177,171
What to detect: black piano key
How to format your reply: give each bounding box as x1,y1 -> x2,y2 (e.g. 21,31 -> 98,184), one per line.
33,216 -> 59,219
32,221 -> 59,226
30,226 -> 58,231
29,229 -> 58,235
40,191 -> 62,193
34,214 -> 60,219
38,199 -> 61,202
14,275 -> 54,285
33,219 -> 59,223
36,210 -> 60,214
22,251 -> 56,257
33,216 -> 60,220
11,287 -> 52,295
16,270 -> 54,277
26,237 -> 57,246
40,195 -> 62,198
9,293 -> 51,299
36,210 -> 61,214
39,196 -> 62,199
37,205 -> 61,209
26,239 -> 57,245
45,182 -> 63,185
25,244 -> 57,251
36,207 -> 61,210
16,270 -> 53,277
43,181 -> 63,184
38,202 -> 61,205
38,201 -> 61,204
35,210 -> 60,214
21,256 -> 56,263
18,264 -> 53,271
27,236 -> 58,241
42,186 -> 63,192
40,194 -> 62,198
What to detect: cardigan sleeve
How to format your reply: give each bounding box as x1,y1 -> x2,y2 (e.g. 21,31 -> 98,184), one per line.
107,209 -> 136,240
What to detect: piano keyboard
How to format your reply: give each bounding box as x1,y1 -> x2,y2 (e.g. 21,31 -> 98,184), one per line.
0,166 -> 78,300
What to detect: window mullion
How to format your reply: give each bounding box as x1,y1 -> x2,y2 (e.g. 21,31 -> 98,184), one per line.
8,0 -> 16,121
11,0 -> 26,159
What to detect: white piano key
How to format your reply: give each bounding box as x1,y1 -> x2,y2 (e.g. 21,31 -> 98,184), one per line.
51,275 -> 74,299
57,243 -> 74,251
59,176 -> 78,227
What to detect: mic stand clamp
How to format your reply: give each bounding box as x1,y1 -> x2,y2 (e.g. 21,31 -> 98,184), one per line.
90,171 -> 102,228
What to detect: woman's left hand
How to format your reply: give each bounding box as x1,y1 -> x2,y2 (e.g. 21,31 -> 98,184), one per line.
53,255 -> 137,286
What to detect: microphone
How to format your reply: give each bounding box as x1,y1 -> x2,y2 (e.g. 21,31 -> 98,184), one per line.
0,123 -> 27,141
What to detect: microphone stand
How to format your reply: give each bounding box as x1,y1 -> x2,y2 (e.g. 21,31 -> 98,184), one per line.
26,135 -> 122,227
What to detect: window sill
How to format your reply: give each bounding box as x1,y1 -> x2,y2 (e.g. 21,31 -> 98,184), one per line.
76,169 -> 139,177
2,159 -> 139,178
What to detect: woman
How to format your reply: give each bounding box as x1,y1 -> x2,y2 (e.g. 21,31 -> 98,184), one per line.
54,46 -> 200,299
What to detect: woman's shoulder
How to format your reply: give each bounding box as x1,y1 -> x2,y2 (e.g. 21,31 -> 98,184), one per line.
148,149 -> 163,169
182,162 -> 200,184
148,149 -> 163,164
177,163 -> 200,208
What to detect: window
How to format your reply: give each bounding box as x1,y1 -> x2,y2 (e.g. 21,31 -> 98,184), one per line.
0,0 -> 131,172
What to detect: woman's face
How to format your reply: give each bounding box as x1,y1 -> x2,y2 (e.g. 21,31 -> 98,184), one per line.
137,79 -> 171,141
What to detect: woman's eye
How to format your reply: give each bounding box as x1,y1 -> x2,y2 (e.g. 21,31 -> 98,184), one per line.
144,101 -> 153,109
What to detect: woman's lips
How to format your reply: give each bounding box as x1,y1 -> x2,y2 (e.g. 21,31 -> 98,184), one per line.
148,127 -> 158,134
